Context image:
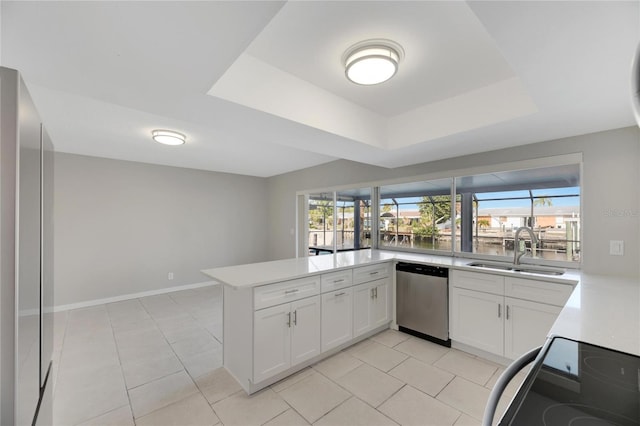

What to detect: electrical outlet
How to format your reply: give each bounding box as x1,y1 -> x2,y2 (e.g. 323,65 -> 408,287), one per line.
609,240 -> 624,256
168,272 -> 174,280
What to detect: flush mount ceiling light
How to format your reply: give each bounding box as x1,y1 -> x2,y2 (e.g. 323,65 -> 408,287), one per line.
152,129 -> 186,146
343,39 -> 404,86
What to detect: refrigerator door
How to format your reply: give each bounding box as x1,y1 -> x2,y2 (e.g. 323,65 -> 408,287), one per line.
40,126 -> 54,390
16,75 -> 43,426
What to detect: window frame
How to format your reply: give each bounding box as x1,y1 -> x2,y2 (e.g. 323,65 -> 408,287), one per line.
296,154 -> 582,269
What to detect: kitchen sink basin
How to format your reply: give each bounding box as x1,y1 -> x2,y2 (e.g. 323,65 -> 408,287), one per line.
466,262 -> 513,271
511,266 -> 565,276
467,261 -> 565,276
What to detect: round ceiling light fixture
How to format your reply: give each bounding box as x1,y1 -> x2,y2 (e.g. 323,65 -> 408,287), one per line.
343,39 -> 404,86
152,129 -> 186,146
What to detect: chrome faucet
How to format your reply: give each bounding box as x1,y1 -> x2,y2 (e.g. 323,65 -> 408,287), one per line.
513,227 -> 537,265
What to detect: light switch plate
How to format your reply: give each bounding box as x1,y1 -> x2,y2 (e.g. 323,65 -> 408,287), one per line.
609,240 -> 624,256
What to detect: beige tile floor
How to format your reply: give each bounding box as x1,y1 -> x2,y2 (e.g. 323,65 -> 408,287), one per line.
51,284 -> 526,426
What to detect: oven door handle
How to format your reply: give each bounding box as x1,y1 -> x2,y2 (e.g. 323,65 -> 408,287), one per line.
482,345 -> 542,426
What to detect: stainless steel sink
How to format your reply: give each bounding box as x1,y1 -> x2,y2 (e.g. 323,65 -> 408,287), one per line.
467,261 -> 565,276
466,261 -> 513,271
511,266 -> 565,276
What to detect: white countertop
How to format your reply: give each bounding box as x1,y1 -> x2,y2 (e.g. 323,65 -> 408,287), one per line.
202,249 -> 640,357
201,249 -> 580,288
547,274 -> 640,357
202,250 -> 399,288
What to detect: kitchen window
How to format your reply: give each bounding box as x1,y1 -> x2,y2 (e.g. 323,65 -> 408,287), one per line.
454,164 -> 581,264
299,159 -> 581,266
306,188 -> 372,255
378,178 -> 453,253
308,192 -> 334,254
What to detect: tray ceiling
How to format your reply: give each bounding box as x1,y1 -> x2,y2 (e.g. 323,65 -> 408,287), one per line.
1,1 -> 637,177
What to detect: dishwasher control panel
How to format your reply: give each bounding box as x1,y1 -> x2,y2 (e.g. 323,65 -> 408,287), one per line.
396,262 -> 448,278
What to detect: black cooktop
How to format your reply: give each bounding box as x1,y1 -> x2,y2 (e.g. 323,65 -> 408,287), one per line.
500,337 -> 640,425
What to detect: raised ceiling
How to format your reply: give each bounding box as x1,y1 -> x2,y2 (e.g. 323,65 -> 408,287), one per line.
1,1 -> 637,177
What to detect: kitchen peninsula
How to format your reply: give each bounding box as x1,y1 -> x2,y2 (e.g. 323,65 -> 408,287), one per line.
202,249 -> 639,395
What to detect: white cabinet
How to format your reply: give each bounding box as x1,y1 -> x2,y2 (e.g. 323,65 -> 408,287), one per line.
321,269 -> 354,352
321,288 -> 353,352
371,280 -> 390,329
353,278 -> 390,338
352,263 -> 391,338
450,269 -> 574,360
353,282 -> 373,337
254,295 -> 320,384
223,262 -> 394,395
291,296 -> 322,365
450,287 -> 504,355
503,297 -> 561,360
254,303 -> 291,383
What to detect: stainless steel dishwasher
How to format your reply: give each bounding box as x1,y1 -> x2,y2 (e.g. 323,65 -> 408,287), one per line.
396,262 -> 450,347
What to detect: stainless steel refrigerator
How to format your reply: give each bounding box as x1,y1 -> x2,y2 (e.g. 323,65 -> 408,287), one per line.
0,67 -> 55,426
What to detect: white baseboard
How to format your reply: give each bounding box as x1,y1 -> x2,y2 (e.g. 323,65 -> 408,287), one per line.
53,281 -> 219,313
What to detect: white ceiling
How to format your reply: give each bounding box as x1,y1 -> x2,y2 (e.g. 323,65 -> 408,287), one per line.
1,1 -> 638,177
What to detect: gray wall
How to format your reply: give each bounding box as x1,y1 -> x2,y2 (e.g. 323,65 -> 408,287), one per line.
53,126 -> 640,307
267,126 -> 640,279
54,153 -> 269,306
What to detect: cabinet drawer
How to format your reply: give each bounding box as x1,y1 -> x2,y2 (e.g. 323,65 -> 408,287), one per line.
321,270 -> 353,293
353,263 -> 390,284
505,277 -> 574,306
254,276 -> 320,310
451,270 -> 504,295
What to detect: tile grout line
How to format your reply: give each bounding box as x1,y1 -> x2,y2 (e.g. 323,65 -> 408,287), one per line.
309,337 -> 466,425
256,396 -> 298,426
105,301 -> 138,425
59,295 -> 503,426
56,305 -> 125,425
164,291 -> 223,352
134,291 -> 224,423
349,335 -> 494,424
130,295 -> 206,422
51,310 -> 70,402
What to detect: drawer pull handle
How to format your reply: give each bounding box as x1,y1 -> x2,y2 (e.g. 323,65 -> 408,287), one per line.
293,310 -> 297,326
287,312 -> 291,327
334,292 -> 346,297
333,279 -> 344,283
506,305 -> 510,320
498,304 -> 502,318
370,271 -> 379,275
374,287 -> 378,299
285,289 -> 299,294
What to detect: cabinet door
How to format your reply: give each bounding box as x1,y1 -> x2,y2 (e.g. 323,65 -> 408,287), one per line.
353,282 -> 373,338
16,82 -> 42,425
291,296 -> 321,366
254,304 -> 291,383
371,279 -> 390,329
321,289 -> 353,352
504,297 -> 561,360
450,287 -> 504,356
